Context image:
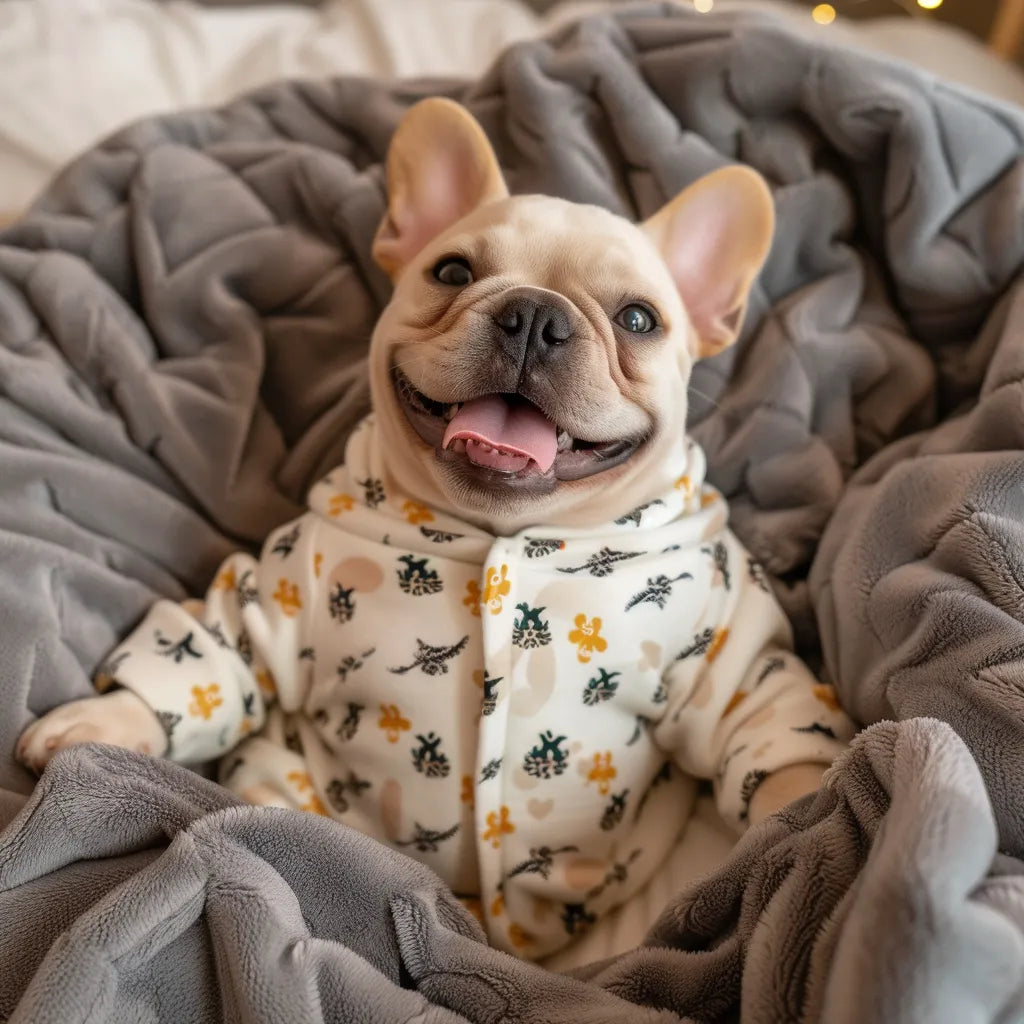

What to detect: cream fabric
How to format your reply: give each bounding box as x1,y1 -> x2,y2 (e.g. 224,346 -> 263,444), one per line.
107,415 -> 853,960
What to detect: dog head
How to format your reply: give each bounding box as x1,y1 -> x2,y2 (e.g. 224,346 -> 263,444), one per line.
368,98 -> 774,533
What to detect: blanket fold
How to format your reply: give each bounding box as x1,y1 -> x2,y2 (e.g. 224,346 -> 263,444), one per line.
3,5 -> 1024,1020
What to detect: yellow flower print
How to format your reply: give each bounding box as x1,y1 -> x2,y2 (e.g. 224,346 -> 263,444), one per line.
287,771 -> 328,815
490,894 -> 505,917
508,923 -> 532,949
700,490 -> 717,509
213,567 -> 236,592
272,578 -> 303,617
568,614 -> 608,664
463,579 -> 482,617
328,493 -> 355,516
313,552 -> 323,578
721,690 -> 747,718
705,627 -> 729,664
813,684 -> 842,712
674,474 -> 694,499
287,770 -> 314,793
482,565 -> 511,615
378,703 -> 411,743
482,806 -> 515,848
402,500 -> 434,525
188,684 -> 223,720
301,793 -> 328,816
460,774 -> 474,807
255,669 -> 277,698
239,719 -> 252,737
460,896 -> 484,925
586,752 -> 617,796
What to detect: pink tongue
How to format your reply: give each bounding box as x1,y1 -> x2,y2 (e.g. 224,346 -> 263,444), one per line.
443,395 -> 558,473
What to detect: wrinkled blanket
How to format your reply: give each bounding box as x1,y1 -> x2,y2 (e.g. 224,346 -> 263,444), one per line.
3,5 -> 1024,1022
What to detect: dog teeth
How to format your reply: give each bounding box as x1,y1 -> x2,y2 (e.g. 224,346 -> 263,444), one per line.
556,429 -> 573,451
443,403 -> 460,422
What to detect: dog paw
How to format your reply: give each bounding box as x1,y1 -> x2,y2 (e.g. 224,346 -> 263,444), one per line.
16,690 -> 168,774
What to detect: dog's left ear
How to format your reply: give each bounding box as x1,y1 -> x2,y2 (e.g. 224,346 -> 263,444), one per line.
642,167 -> 774,359
373,98 -> 508,279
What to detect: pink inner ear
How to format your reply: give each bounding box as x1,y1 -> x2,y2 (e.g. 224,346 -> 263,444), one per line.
389,157 -> 469,266
664,201 -> 743,336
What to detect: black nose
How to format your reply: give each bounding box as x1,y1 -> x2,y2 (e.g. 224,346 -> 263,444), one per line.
493,295 -> 574,354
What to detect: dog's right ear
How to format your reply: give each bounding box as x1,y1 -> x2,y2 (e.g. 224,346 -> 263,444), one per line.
372,98 -> 508,280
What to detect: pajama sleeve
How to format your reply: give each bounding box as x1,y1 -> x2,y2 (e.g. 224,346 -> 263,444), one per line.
654,529 -> 856,829
97,515 -> 319,763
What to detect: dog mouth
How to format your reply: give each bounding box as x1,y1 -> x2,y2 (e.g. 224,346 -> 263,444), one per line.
392,367 -> 643,482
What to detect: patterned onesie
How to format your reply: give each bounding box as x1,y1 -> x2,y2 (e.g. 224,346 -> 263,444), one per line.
100,415 -> 855,960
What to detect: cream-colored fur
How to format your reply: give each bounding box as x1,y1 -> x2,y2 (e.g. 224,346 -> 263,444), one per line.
17,98 -> 822,827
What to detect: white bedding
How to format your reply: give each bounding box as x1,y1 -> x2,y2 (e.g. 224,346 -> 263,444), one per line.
2,0 -> 1024,221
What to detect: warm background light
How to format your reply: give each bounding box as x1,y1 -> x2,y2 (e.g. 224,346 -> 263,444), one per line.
917,0 -> 944,9
693,0 -> 714,12
811,3 -> 837,24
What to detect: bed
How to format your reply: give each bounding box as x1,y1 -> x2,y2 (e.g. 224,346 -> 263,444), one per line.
2,2 -> 1024,1021
3,0 -> 1024,226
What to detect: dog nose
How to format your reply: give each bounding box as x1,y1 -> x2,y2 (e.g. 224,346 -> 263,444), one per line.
493,295 -> 574,351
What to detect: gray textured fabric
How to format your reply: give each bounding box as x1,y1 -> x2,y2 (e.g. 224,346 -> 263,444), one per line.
2,5 -> 1024,1021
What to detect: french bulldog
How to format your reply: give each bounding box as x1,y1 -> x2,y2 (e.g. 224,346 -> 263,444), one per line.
17,98 -> 852,961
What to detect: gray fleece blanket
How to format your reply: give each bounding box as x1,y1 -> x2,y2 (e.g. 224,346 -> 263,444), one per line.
2,5 -> 1024,1022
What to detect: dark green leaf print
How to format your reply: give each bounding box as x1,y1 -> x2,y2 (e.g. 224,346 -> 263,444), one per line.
625,571 -> 693,612
337,702 -> 365,741
155,630 -> 202,664
271,524 -> 300,557
615,500 -> 664,527
481,673 -> 502,716
748,557 -> 770,592
411,732 -> 451,778
557,546 -> 641,577
356,477 -> 386,508
420,526 -> 462,543
328,584 -> 356,623
523,538 -> 564,558
507,845 -> 579,881
756,656 -> 786,685
236,629 -> 253,666
600,789 -> 630,831
236,570 -> 259,607
582,669 -> 620,706
586,849 -> 642,900
326,771 -> 372,813
395,822 -> 460,853
336,648 -> 376,682
523,731 -> 570,779
739,769 -> 770,823
792,722 -> 838,739
561,903 -> 596,936
702,540 -> 731,590
389,636 -> 470,676
512,603 -> 551,649
396,554 -> 443,596
203,622 -> 231,649
675,628 -> 715,662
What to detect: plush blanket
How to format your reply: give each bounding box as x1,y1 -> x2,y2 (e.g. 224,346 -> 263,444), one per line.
2,5 -> 1024,1021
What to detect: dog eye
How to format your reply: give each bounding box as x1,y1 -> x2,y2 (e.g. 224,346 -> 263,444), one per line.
616,304 -> 656,334
433,257 -> 474,287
